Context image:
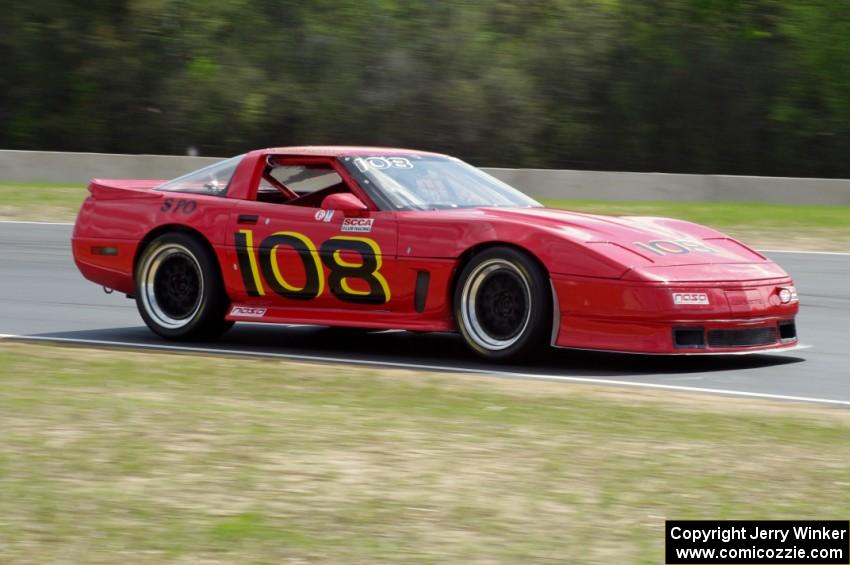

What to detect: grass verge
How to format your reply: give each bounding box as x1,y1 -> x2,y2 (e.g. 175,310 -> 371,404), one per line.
541,199 -> 850,251
1,342 -> 848,564
0,182 -> 87,222
0,183 -> 848,250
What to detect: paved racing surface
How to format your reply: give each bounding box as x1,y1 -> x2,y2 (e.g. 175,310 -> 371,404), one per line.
1,222 -> 847,405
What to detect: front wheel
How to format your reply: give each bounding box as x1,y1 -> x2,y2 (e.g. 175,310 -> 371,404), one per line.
135,232 -> 233,340
454,247 -> 552,361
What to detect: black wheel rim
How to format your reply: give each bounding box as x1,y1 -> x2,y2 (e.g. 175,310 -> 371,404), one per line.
153,254 -> 201,319
140,243 -> 205,330
474,270 -> 529,340
461,259 -> 533,351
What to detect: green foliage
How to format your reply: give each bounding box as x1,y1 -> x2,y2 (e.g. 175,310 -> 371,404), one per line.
1,0 -> 849,176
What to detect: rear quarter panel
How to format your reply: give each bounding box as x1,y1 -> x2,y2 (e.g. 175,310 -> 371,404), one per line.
72,191 -> 234,294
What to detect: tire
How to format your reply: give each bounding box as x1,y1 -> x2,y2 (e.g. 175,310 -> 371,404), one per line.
135,232 -> 234,340
453,247 -> 552,361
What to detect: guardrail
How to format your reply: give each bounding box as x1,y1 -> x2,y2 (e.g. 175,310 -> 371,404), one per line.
2,149 -> 849,205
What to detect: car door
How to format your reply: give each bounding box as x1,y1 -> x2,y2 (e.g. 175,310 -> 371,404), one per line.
224,157 -> 399,320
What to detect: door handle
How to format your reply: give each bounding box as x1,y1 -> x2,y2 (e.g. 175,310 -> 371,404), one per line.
237,214 -> 259,225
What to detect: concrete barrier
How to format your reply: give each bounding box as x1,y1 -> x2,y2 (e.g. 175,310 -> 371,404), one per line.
0,150 -> 221,185
2,149 -> 849,205
485,168 -> 850,205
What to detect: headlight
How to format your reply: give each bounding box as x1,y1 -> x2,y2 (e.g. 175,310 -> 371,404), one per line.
777,286 -> 798,304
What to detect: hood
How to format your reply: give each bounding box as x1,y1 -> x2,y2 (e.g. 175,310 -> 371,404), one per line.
399,206 -> 791,283
478,207 -> 771,268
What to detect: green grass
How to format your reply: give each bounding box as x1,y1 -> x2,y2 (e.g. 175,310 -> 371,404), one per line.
541,199 -> 850,251
1,343 -> 849,564
0,181 -> 87,222
540,199 -> 850,230
0,183 -> 848,249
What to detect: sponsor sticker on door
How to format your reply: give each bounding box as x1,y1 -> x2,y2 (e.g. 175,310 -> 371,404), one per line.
341,218 -> 374,233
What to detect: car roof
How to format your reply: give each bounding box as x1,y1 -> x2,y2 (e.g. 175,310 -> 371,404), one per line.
253,146 -> 447,158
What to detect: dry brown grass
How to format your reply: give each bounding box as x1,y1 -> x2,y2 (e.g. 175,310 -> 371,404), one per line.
0,342 -> 849,564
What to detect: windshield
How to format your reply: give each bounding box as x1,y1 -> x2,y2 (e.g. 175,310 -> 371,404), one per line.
155,155 -> 242,196
340,154 -> 541,211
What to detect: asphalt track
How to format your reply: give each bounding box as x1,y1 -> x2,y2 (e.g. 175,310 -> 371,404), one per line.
1,222 -> 848,405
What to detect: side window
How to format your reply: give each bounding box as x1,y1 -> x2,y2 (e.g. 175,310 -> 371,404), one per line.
257,161 -> 349,207
268,166 -> 341,195
155,155 -> 242,196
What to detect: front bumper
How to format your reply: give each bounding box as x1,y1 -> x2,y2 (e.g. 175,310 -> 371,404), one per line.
551,274 -> 800,354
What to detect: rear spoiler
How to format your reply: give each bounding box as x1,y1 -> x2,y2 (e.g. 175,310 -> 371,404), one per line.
87,179 -> 166,200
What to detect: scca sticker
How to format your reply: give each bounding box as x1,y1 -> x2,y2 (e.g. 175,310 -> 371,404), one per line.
341,218 -> 373,233
234,229 -> 390,305
635,240 -> 717,256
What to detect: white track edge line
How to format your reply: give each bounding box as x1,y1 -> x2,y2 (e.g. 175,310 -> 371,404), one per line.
0,333 -> 844,407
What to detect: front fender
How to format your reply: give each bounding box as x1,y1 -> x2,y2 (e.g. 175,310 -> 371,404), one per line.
397,212 -> 631,279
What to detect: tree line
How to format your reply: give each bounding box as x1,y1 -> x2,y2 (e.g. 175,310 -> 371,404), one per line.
2,0 -> 849,177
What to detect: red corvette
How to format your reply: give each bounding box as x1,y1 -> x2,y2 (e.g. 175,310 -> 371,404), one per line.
72,146 -> 800,360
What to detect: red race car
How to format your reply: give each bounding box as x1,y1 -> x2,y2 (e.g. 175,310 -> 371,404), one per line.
72,146 -> 800,360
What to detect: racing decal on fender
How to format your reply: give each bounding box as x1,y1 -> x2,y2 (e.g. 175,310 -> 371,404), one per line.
234,229 -> 390,304
672,292 -> 710,306
161,198 -> 197,215
230,306 -> 267,317
341,218 -> 374,233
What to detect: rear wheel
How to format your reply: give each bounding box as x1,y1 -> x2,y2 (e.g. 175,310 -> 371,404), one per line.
454,247 -> 552,361
135,232 -> 233,340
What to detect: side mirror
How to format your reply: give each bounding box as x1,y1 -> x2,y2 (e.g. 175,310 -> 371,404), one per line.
321,192 -> 368,214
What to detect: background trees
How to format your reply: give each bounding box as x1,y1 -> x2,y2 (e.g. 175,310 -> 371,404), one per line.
2,0 -> 849,177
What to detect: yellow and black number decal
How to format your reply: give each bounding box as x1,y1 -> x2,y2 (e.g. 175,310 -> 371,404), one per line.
235,230 -> 264,297
258,232 -> 324,301
319,236 -> 390,305
235,230 -> 389,304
